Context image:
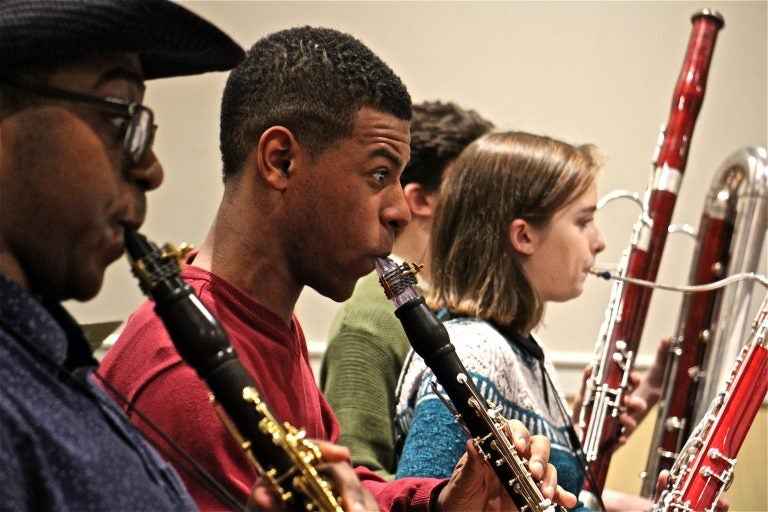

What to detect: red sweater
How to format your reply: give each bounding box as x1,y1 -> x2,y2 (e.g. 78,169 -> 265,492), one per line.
100,264 -> 442,511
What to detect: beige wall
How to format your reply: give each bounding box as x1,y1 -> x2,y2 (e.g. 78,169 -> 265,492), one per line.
69,1 -> 767,509
68,1 -> 768,348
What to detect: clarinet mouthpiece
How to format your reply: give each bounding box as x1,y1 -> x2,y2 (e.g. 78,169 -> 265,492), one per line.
376,257 -> 423,307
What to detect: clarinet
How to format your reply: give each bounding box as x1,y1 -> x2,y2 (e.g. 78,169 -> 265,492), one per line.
578,9 -> 724,498
124,231 -> 342,512
375,257 -> 563,512
653,293 -> 768,512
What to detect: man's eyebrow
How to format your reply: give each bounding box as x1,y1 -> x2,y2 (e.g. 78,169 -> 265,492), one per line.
95,68 -> 146,92
370,147 -> 404,168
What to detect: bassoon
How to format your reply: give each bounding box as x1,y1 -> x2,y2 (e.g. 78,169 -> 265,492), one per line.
577,9 -> 724,501
375,257 -> 564,512
652,292 -> 768,512
124,231 -> 342,512
640,146 -> 768,497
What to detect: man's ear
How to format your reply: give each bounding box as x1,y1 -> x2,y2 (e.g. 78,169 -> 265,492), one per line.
508,218 -> 537,255
255,126 -> 296,191
403,183 -> 438,219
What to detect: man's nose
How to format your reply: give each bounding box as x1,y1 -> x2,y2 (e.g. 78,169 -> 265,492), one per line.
128,148 -> 164,191
385,186 -> 412,231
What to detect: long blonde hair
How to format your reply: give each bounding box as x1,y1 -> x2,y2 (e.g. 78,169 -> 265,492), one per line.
428,131 -> 602,334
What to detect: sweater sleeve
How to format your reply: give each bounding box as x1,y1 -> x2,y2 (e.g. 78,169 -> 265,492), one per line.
395,367 -> 469,479
130,363 -> 447,512
355,465 -> 447,512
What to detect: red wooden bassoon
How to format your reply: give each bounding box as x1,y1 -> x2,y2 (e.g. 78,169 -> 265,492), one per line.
640,146 -> 768,497
653,292 -> 768,512
577,9 -> 724,502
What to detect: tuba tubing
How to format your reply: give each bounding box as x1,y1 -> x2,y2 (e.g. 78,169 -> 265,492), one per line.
640,146 -> 768,497
578,8 -> 724,496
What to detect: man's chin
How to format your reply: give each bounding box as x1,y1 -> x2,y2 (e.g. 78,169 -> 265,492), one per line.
323,286 -> 355,304
66,271 -> 107,303
29,266 -> 104,303
311,278 -> 357,304
68,286 -> 104,303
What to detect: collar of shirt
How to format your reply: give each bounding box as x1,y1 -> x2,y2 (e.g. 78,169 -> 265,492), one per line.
0,275 -> 97,371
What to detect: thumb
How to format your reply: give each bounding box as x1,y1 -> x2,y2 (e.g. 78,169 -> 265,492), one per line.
312,439 -> 351,463
452,440 -> 473,477
452,440 -> 485,493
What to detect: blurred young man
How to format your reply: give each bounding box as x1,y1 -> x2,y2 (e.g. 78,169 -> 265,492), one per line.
321,101 -> 494,478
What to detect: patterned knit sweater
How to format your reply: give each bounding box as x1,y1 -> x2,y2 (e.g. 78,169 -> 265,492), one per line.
394,316 -> 589,511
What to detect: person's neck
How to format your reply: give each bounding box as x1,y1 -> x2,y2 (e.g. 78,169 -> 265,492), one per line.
194,207 -> 301,326
0,251 -> 30,292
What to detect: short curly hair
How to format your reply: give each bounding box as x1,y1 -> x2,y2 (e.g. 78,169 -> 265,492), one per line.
219,26 -> 411,180
401,101 -> 494,192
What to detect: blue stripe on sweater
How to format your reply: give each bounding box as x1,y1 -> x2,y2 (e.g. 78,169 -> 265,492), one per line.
396,371 -> 587,510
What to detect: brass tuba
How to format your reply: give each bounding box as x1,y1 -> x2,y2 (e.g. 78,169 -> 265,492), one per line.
692,147 -> 768,418
640,146 -> 768,497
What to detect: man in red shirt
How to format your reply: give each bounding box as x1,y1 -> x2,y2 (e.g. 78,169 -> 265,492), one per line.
102,25 -> 575,512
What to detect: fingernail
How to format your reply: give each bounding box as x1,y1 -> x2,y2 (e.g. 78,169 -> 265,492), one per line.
531,461 -> 543,475
352,501 -> 366,511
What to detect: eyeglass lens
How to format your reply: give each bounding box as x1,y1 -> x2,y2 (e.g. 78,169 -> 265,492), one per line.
125,106 -> 155,164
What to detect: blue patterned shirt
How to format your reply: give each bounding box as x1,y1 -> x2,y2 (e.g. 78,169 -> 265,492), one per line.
0,276 -> 197,511
395,316 -> 590,511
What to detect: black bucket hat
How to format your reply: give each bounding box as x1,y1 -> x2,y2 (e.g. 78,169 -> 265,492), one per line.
0,0 -> 245,79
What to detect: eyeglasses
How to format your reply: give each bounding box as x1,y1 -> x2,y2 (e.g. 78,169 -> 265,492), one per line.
1,79 -> 156,165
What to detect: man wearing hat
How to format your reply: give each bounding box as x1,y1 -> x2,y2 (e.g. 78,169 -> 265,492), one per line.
0,1 -> 244,509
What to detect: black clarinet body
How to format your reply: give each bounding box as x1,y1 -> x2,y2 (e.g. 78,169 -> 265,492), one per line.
124,231 -> 341,512
377,257 -> 561,512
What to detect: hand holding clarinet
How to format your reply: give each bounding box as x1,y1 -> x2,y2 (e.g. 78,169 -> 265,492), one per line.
377,258 -> 576,512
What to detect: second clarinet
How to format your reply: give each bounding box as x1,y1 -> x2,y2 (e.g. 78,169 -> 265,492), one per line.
376,257 -> 563,512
